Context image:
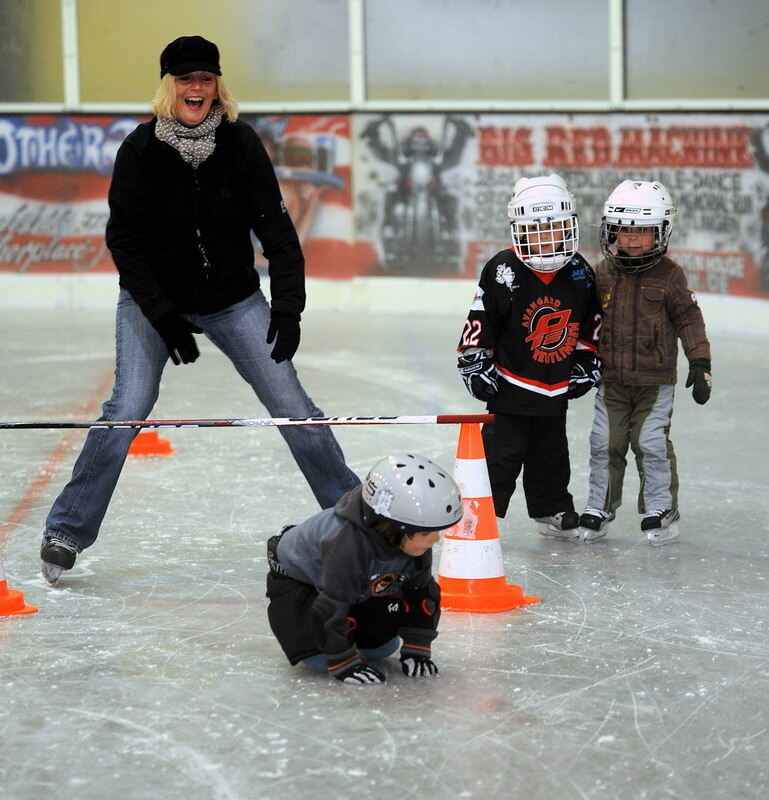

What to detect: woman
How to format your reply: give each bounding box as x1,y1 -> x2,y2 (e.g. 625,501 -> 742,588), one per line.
40,35 -> 360,584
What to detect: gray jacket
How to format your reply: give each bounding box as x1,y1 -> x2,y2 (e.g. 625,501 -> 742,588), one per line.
275,486 -> 439,663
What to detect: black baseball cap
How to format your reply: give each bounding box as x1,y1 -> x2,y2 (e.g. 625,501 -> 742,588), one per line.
160,35 -> 221,78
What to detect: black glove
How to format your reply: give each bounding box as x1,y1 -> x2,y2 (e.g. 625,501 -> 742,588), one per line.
458,349 -> 498,401
567,353 -> 602,399
266,312 -> 301,363
334,663 -> 386,685
401,655 -> 439,678
686,358 -> 711,405
151,311 -> 204,365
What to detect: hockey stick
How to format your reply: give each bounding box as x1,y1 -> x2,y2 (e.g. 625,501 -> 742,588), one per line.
0,414 -> 494,431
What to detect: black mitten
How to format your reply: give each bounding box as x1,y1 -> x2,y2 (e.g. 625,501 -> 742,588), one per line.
151,311 -> 204,365
686,358 -> 712,405
266,312 -> 301,363
457,349 -> 498,401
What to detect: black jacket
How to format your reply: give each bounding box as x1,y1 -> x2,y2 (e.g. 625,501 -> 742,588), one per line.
458,249 -> 602,416
105,117 -> 305,322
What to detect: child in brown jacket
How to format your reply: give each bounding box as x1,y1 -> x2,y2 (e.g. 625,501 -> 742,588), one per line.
579,180 -> 711,546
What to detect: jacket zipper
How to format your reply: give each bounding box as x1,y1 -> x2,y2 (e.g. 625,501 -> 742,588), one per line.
192,172 -> 212,281
630,273 -> 638,375
652,323 -> 663,365
196,228 -> 212,280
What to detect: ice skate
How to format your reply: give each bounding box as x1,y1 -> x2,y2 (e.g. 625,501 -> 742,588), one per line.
641,509 -> 680,546
579,508 -> 615,543
40,537 -> 78,584
535,511 -> 581,542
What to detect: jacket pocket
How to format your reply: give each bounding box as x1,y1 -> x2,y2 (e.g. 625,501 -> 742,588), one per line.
639,284 -> 665,310
638,285 -> 667,369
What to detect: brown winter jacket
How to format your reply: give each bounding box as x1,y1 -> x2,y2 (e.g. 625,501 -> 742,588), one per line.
595,256 -> 711,385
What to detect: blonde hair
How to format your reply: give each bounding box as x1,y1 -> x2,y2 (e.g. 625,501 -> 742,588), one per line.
151,73 -> 239,122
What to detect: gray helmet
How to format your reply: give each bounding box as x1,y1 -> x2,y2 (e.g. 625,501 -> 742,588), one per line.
362,453 -> 463,534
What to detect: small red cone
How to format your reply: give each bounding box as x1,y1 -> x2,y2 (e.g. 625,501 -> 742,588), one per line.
0,555 -> 38,616
127,430 -> 176,456
438,423 -> 540,612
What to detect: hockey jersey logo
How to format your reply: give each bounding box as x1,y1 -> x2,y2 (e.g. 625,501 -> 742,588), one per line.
522,297 -> 579,363
495,264 -> 518,291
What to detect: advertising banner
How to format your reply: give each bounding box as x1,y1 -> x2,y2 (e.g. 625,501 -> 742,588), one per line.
1,112 -> 768,299
356,112 -> 769,298
0,113 -> 354,278
246,114 -> 358,278
0,115 -> 139,273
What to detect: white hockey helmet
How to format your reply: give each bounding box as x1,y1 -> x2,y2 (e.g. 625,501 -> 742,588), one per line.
507,173 -> 579,272
600,180 -> 676,272
362,453 -> 463,535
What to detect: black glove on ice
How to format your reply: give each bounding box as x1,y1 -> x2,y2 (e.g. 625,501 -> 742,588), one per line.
334,663 -> 386,685
401,655 -> 439,678
686,358 -> 711,405
567,353 -> 602,399
151,311 -> 204,365
458,349 -> 498,401
266,312 -> 301,363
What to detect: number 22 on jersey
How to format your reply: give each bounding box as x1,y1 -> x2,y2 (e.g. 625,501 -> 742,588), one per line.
461,319 -> 482,348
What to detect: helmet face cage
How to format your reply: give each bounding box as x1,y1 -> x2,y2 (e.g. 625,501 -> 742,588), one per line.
510,216 -> 579,272
600,219 -> 671,273
600,180 -> 676,273
361,453 -> 463,535
507,175 -> 579,272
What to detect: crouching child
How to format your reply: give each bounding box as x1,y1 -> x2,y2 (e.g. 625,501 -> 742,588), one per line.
266,453 -> 463,684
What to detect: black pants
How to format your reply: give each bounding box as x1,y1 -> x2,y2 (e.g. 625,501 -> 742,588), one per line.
266,571 -> 402,665
482,413 -> 573,519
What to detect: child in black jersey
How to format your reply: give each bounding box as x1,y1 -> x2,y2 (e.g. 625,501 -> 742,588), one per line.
457,174 -> 601,541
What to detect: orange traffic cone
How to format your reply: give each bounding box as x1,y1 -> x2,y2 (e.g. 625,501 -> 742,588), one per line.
438,423 -> 540,612
127,430 -> 176,457
0,554 -> 38,616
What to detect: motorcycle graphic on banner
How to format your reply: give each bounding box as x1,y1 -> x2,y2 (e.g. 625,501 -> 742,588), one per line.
359,114 -> 474,276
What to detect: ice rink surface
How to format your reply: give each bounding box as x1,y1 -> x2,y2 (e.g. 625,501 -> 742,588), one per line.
1,303 -> 768,799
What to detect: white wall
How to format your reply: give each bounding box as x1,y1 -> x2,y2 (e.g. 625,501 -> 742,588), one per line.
1,273 -> 767,337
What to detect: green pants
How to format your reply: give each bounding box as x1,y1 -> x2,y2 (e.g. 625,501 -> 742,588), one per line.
586,382 -> 678,515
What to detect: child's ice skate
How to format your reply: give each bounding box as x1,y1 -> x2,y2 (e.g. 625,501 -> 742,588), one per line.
641,509 -> 680,546
40,537 -> 78,584
535,511 -> 581,542
578,508 -> 615,543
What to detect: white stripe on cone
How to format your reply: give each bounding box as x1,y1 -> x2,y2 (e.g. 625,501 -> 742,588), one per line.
438,539 -> 505,580
453,457 -> 492,499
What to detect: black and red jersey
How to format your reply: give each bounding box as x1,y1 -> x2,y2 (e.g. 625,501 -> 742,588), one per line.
458,248 -> 601,416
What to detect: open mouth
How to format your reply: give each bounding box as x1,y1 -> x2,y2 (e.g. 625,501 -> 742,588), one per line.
185,97 -> 204,109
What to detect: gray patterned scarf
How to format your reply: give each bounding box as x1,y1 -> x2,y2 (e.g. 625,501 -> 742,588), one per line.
155,104 -> 223,169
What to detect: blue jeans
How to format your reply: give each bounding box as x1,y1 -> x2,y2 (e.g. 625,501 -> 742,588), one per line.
302,638 -> 401,673
45,290 -> 360,551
